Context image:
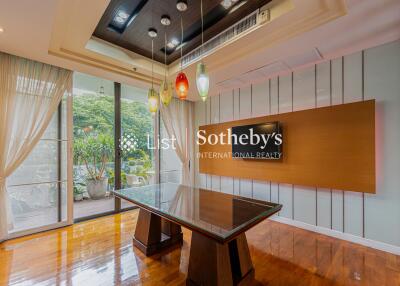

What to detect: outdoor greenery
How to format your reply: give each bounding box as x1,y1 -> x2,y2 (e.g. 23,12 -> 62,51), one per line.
73,95 -> 154,159
73,94 -> 154,191
73,133 -> 114,180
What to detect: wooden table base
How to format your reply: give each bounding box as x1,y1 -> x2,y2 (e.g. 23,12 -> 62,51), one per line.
187,232 -> 254,286
133,208 -> 183,256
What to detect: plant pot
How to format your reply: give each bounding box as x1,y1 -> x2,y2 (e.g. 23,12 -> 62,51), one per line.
86,178 -> 108,199
74,193 -> 84,201
126,174 -> 142,187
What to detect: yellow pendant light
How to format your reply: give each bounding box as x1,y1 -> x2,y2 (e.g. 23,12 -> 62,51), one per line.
148,87 -> 158,113
160,80 -> 173,106
160,27 -> 173,106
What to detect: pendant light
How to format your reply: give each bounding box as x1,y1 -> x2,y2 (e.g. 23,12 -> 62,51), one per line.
175,9 -> 189,100
99,79 -> 105,96
196,0 -> 209,102
148,29 -> 158,114
160,17 -> 173,106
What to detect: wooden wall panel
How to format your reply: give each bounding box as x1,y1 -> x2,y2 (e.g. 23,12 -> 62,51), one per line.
199,100 -> 376,194
194,42 -> 400,247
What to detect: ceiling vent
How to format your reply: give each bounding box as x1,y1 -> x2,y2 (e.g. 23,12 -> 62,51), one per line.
216,77 -> 246,89
251,61 -> 291,78
238,61 -> 291,82
284,48 -> 324,69
182,8 -> 268,67
217,61 -> 290,88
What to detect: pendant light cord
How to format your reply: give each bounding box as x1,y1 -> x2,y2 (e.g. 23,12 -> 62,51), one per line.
180,16 -> 183,72
201,0 -> 204,59
164,32 -> 167,79
151,39 -> 154,89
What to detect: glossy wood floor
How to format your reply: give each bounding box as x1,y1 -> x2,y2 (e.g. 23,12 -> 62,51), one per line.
1,210 -> 399,286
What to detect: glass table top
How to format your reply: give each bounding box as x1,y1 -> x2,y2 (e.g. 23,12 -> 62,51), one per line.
113,183 -> 282,242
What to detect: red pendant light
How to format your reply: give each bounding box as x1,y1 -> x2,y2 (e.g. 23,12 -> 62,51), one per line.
175,72 -> 189,100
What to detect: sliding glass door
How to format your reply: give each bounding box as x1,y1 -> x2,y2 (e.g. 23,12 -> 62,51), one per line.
6,71 -> 160,235
120,84 -> 157,209
72,73 -> 158,219
72,73 -> 116,220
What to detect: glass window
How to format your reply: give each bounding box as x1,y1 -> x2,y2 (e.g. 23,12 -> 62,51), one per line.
72,72 -> 115,219
120,84 -> 156,209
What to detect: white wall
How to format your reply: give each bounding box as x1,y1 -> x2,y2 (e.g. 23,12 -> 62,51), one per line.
194,40 -> 400,249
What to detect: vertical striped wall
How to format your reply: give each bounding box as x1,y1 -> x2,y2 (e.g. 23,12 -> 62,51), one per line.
194,40 -> 400,247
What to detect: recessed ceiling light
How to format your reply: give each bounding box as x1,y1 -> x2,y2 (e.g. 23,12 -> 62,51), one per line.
161,15 -> 171,26
115,16 -> 125,23
117,11 -> 129,19
221,0 -> 232,9
148,28 -> 158,38
167,38 -> 180,49
171,38 -> 180,46
0,27 -> 4,33
176,0 -> 188,12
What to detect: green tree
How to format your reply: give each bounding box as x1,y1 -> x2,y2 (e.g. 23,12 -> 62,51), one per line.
73,95 -> 154,161
74,133 -> 114,180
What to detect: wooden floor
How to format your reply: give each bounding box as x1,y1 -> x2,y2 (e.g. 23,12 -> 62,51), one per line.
0,210 -> 399,286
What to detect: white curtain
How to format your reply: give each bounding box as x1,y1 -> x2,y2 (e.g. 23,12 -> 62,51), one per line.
0,52 -> 72,242
160,97 -> 195,186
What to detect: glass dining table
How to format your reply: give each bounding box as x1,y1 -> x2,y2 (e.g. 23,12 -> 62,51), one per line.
112,183 -> 282,286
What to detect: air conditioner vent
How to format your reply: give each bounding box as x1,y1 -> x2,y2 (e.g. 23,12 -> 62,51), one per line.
182,10 -> 259,67
284,48 -> 324,69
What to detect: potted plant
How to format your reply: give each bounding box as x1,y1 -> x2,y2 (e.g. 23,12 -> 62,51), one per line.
74,133 -> 113,199
73,182 -> 85,201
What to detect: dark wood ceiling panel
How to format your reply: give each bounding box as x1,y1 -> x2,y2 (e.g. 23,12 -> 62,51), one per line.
93,0 -> 271,64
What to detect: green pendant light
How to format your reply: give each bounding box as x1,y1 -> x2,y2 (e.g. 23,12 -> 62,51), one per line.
196,0 -> 209,102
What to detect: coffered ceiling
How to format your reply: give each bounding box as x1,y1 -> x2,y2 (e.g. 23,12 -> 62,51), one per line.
1,0 -> 399,101
93,0 -> 271,64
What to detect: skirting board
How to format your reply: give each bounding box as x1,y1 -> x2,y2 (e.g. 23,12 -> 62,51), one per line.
270,215 -> 400,255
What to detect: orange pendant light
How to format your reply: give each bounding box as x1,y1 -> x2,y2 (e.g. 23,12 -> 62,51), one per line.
175,72 -> 189,100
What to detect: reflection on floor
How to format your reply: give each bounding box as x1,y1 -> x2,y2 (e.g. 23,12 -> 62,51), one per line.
1,211 -> 399,285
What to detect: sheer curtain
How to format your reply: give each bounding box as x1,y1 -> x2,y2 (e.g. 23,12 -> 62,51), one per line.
0,52 -> 72,242
160,97 -> 195,186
